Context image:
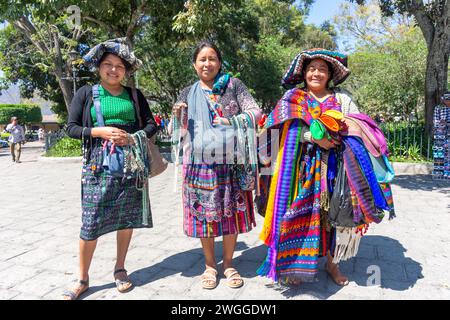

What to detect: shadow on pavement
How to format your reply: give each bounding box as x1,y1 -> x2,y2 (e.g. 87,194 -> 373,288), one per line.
82,236 -> 422,299
257,235 -> 423,299
79,241 -> 261,299
126,241 -> 266,286
392,174 -> 450,192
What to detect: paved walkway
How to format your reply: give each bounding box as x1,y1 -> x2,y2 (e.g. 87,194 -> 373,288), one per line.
0,141 -> 449,300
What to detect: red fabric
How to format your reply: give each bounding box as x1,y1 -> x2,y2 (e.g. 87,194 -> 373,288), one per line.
154,115 -> 161,126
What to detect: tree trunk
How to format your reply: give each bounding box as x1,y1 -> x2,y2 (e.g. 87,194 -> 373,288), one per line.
58,78 -> 74,111
54,67 -> 74,111
424,34 -> 450,135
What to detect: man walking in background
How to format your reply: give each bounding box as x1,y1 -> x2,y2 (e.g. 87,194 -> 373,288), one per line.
4,116 -> 25,163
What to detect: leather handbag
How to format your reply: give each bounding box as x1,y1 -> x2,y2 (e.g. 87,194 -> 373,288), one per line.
131,88 -> 168,178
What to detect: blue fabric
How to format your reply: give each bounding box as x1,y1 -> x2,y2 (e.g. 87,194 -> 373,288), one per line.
369,153 -> 395,183
344,136 -> 390,211
212,73 -> 230,95
187,81 -> 235,162
92,85 -> 125,177
327,149 -> 338,194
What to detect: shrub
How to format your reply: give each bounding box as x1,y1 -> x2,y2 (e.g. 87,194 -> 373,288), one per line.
44,137 -> 82,157
0,104 -> 43,124
1,132 -> 10,140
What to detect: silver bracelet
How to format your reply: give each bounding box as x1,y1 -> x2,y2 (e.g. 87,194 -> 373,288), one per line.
303,130 -> 312,143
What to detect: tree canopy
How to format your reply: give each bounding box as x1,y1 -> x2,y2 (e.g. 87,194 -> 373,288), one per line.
348,0 -> 450,133
0,0 -> 338,117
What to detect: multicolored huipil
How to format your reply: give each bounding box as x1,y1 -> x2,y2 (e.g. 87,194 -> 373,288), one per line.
172,76 -> 262,238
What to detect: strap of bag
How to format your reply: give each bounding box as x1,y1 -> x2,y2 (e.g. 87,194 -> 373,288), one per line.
132,87 -> 157,144
92,85 -> 105,127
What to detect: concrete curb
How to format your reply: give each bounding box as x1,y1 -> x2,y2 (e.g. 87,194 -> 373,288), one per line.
36,154 -> 433,175
38,155 -> 82,163
392,162 -> 432,175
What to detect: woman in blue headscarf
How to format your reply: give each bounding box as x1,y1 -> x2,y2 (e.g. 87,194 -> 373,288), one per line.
170,41 -> 262,290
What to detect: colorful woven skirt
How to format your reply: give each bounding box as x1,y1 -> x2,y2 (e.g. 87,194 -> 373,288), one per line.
80,142 -> 153,241
182,163 -> 255,238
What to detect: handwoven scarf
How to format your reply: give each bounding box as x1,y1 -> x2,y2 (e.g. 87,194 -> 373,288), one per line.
257,119 -> 303,281
212,73 -> 231,95
344,136 -> 390,212
124,130 -> 151,225
83,37 -> 142,73
380,183 -> 396,220
187,81 -> 235,163
342,137 -> 385,224
347,113 -> 389,156
229,111 -> 259,191
275,142 -> 323,282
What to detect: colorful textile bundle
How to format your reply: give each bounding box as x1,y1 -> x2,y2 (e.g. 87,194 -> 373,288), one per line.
432,104 -> 450,179
328,116 -> 396,263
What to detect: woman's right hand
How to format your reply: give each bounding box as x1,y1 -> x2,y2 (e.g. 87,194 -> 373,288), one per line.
172,102 -> 187,119
91,127 -> 127,141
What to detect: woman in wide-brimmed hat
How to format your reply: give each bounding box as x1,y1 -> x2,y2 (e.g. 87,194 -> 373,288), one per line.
64,38 -> 158,299
257,48 -> 395,287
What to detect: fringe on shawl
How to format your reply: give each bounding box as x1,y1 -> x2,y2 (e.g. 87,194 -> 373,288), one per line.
332,226 -> 363,264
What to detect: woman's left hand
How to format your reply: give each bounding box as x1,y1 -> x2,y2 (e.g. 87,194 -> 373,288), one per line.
110,133 -> 133,146
213,117 -> 231,126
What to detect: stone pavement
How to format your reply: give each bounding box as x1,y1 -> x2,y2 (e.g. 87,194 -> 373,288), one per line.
0,141 -> 449,300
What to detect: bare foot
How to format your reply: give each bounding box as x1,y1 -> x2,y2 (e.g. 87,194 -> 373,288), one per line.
326,263 -> 349,286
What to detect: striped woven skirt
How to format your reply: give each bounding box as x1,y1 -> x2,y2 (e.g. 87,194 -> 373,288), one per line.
182,163 -> 255,238
80,142 -> 153,241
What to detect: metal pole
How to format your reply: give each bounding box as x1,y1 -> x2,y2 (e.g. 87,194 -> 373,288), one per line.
72,64 -> 77,94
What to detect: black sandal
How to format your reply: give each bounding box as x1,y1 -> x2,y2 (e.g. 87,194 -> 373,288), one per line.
62,279 -> 89,300
113,269 -> 134,293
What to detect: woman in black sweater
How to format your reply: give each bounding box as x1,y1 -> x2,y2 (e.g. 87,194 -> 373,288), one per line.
63,38 -> 157,300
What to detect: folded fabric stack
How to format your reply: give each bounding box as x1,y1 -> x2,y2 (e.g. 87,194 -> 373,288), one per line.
329,113 -> 396,263
432,106 -> 450,179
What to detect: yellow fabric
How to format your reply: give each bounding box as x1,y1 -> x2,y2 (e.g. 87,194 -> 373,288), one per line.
323,109 -> 344,120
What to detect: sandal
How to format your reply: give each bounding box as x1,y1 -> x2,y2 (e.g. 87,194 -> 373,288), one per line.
113,269 -> 134,293
62,279 -> 89,300
223,267 -> 244,289
326,263 -> 350,286
201,267 -> 218,290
